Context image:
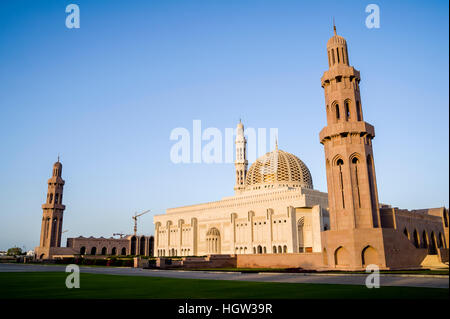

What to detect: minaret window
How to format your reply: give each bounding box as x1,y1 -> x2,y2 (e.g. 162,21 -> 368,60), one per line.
336,48 -> 340,63
336,159 -> 345,208
345,101 -> 350,120
352,157 -> 361,208
55,193 -> 59,204
331,49 -> 335,64
327,51 -> 331,67
356,101 -> 362,121
49,193 -> 53,204
335,104 -> 340,121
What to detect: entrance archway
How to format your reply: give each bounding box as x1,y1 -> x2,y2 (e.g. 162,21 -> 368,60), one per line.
361,246 -> 378,266
206,228 -> 221,254
334,246 -> 350,266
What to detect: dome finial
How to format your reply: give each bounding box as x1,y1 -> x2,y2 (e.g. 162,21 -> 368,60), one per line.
275,137 -> 278,150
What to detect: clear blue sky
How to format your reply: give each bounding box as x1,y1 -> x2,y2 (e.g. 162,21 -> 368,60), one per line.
0,0 -> 448,251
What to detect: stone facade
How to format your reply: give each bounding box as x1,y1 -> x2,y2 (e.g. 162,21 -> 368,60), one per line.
154,185 -> 330,257
66,235 -> 154,257
153,26 -> 448,270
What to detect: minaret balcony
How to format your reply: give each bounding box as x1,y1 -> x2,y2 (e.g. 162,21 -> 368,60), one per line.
42,203 -> 66,210
321,66 -> 360,86
319,121 -> 375,143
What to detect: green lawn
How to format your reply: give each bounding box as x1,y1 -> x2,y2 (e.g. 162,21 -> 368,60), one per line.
193,268 -> 449,275
0,272 -> 447,299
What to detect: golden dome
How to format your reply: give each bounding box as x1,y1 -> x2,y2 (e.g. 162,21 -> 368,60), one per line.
245,149 -> 313,190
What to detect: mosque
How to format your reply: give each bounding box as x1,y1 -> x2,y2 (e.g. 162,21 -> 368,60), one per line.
152,27 -> 449,269
35,27 -> 448,270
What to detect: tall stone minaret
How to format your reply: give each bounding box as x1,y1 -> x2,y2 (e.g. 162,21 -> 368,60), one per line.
39,159 -> 66,249
319,26 -> 381,231
234,120 -> 248,193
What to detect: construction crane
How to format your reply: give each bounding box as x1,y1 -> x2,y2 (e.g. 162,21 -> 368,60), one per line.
113,233 -> 125,238
132,210 -> 150,236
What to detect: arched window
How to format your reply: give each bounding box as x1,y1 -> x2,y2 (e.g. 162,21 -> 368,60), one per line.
49,193 -> 53,204
297,217 -> 305,252
413,229 -> 420,248
334,246 -> 350,266
263,247 -> 267,254
356,101 -> 362,121
206,228 -> 221,254
367,155 -> 378,226
257,245 -> 262,254
331,48 -> 335,64
337,159 -> 345,208
101,247 -> 107,255
438,233 -> 445,248
111,247 -> 117,255
80,246 -> 86,255
140,236 -> 146,255
335,104 -> 340,120
121,247 -> 126,255
90,247 -> 97,255
130,236 -> 136,255
361,246 -> 378,265
55,193 -> 59,204
421,231 -> 428,249
403,227 -> 410,239
278,245 -> 282,253
336,48 -> 340,63
345,101 -> 350,120
273,246 -> 277,253
283,245 -> 287,253
429,232 -> 437,255
351,157 -> 361,208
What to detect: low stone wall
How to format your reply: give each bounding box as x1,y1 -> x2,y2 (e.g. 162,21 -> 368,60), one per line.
155,255 -> 237,269
236,253 -> 324,269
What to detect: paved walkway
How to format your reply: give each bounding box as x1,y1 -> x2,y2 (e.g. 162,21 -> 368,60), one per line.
0,264 -> 448,288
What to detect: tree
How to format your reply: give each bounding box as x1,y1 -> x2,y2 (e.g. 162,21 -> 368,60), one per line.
7,247 -> 23,256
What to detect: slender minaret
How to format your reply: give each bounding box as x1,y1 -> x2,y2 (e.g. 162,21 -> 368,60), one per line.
319,25 -> 381,231
234,120 -> 248,193
39,159 -> 66,248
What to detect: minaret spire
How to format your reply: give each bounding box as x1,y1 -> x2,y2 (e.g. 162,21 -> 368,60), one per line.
234,120 -> 248,193
333,17 -> 337,35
